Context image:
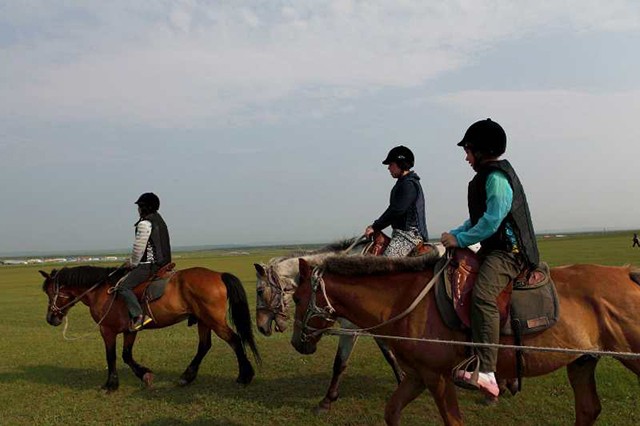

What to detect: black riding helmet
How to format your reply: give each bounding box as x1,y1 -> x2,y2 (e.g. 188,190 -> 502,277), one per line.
457,118 -> 507,157
382,145 -> 414,170
135,192 -> 160,212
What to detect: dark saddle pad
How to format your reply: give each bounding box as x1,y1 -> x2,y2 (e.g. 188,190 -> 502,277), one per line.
133,262 -> 176,304
363,231 -> 432,257
434,249 -> 559,335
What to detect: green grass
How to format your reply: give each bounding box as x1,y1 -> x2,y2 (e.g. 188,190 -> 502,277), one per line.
1,233 -> 639,425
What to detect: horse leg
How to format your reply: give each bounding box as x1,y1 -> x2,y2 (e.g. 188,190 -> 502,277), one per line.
374,337 -> 405,384
178,322 -> 212,386
122,331 -> 154,388
100,327 -> 119,392
424,374 -> 464,426
314,335 -> 358,414
208,319 -> 254,385
567,355 -> 601,426
384,373 -> 426,426
617,358 -> 640,385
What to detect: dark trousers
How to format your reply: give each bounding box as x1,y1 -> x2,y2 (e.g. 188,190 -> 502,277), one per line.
633,240 -> 640,247
118,264 -> 155,318
471,251 -> 524,372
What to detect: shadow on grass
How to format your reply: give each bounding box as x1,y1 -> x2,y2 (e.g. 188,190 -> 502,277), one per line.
0,364 -> 394,411
140,417 -> 243,426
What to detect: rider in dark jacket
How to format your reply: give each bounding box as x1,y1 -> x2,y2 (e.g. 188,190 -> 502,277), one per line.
119,192 -> 171,331
365,146 -> 429,257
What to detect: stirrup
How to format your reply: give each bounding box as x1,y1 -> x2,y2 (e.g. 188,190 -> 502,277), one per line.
452,355 -> 480,390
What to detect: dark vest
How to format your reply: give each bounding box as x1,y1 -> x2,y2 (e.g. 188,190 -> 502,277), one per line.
468,160 -> 539,268
140,212 -> 171,266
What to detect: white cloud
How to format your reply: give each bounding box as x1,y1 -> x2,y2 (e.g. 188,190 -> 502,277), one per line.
1,1 -> 639,127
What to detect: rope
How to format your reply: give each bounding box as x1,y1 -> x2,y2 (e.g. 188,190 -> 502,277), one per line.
323,329 -> 640,360
61,291 -> 118,341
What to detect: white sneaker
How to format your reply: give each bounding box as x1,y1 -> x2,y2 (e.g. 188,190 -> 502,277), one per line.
476,372 -> 499,397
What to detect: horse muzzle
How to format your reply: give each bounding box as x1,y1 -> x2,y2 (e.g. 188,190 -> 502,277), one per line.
46,311 -> 63,326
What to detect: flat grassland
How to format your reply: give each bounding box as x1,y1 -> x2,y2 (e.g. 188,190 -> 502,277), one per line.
1,232 -> 639,425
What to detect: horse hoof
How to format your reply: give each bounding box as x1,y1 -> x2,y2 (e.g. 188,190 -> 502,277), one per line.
101,385 -> 117,394
143,372 -> 155,388
312,405 -> 331,416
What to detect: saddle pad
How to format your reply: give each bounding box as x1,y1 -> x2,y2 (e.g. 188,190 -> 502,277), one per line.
132,275 -> 173,304
435,259 -> 560,336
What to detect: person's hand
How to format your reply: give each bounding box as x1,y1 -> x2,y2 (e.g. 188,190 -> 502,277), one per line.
364,226 -> 375,238
440,232 -> 459,248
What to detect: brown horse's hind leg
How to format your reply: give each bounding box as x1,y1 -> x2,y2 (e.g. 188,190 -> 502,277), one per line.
567,355 -> 601,426
205,316 -> 254,385
178,322 -> 212,386
384,374 -> 426,426
122,331 -> 154,387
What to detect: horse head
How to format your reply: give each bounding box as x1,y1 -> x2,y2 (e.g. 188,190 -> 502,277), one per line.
40,269 -> 74,326
291,258 -> 336,355
254,262 -> 293,335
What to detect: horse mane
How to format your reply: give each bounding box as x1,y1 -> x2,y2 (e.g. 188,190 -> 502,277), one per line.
274,237 -> 359,261
50,266 -> 122,289
322,251 -> 443,276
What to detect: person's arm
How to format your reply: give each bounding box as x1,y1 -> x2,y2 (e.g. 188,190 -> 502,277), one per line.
371,179 -> 417,231
454,171 -> 513,247
450,219 -> 472,236
130,220 -> 152,266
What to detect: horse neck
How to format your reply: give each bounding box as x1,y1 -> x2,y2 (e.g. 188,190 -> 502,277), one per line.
323,271 -> 433,330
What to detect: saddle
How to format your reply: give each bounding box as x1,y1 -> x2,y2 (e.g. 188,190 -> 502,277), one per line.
132,262 -> 176,305
435,249 -> 559,335
364,231 -> 434,257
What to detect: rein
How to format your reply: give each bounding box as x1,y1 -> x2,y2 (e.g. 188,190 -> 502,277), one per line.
299,254 -> 451,341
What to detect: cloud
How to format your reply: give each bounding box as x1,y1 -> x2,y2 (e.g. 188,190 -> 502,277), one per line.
1,1 -> 639,127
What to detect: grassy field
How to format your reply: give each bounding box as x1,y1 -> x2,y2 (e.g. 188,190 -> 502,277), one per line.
1,232 -> 639,425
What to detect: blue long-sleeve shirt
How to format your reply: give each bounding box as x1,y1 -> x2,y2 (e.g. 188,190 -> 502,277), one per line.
450,170 -> 513,248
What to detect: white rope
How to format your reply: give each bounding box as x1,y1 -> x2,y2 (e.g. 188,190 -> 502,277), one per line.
62,316 -> 95,341
324,328 -> 640,360
61,292 -> 117,341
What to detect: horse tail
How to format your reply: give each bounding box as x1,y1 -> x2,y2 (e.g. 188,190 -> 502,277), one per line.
221,272 -> 261,364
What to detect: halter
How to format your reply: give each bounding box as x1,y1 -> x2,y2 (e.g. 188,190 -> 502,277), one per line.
298,267 -> 337,342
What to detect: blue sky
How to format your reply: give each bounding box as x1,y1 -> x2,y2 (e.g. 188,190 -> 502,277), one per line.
1,1 -> 639,254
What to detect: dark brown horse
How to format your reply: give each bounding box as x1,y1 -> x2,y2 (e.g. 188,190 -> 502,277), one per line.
291,255 -> 640,425
40,265 -> 260,391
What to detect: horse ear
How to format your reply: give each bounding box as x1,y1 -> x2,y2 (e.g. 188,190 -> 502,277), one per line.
299,258 -> 311,280
39,270 -> 50,279
254,263 -> 266,277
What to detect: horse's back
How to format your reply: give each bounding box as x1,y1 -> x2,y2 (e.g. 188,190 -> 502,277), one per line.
551,263 -> 640,299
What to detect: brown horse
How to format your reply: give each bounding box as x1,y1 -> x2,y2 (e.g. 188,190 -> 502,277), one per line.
40,265 -> 260,392
291,255 -> 640,425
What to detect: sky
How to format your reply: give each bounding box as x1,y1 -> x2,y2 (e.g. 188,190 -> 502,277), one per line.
1,1 -> 640,255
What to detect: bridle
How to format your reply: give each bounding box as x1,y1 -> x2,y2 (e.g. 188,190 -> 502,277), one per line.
48,268 -> 121,315
257,265 -> 291,319
297,267 -> 337,342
